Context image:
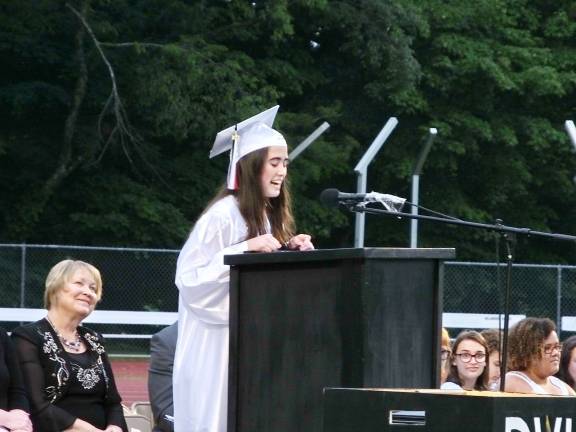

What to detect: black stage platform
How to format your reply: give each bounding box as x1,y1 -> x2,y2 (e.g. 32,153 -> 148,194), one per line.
323,388 -> 575,432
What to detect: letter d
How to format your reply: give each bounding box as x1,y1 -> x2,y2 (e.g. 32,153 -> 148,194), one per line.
506,417 -> 531,432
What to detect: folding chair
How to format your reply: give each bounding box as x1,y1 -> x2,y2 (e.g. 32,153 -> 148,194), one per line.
131,401 -> 154,426
125,414 -> 152,432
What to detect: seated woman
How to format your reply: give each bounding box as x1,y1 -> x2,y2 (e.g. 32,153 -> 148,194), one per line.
440,327 -> 451,386
441,330 -> 489,391
12,259 -> 128,432
480,328 -> 502,391
0,328 -> 32,432
505,317 -> 575,396
557,335 -> 576,391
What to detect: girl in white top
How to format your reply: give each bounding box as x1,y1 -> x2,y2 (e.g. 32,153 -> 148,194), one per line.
506,371 -> 571,395
505,317 -> 575,396
173,106 -> 314,432
441,330 -> 490,391
557,335 -> 576,391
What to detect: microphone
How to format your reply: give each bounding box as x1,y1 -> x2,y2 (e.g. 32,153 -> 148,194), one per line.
319,188 -> 406,212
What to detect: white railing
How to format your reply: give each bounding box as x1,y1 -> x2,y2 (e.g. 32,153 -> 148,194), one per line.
0,308 -> 178,339
442,312 -> 526,329
1,308 -> 527,333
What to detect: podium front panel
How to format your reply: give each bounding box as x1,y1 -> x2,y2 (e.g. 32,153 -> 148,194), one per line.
323,388 -> 576,432
226,248 -> 455,432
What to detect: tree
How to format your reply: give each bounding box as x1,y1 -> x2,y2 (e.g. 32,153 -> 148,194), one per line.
405,0 -> 576,261
1,0 -> 576,264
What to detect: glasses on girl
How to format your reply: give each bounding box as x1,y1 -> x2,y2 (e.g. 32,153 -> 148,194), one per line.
455,352 -> 486,363
543,343 -> 562,355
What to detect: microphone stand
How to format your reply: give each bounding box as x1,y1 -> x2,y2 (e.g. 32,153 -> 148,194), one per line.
499,230 -> 514,391
343,202 -> 576,391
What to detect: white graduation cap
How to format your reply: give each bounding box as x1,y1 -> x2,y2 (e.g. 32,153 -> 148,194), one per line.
210,105 -> 287,190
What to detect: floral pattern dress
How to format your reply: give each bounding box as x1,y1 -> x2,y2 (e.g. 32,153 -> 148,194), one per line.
11,318 -> 127,432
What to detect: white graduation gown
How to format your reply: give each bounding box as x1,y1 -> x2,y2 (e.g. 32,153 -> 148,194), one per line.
173,195 -> 253,432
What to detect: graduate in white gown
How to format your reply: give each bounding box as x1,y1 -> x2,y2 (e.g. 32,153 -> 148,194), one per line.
173,106 -> 314,432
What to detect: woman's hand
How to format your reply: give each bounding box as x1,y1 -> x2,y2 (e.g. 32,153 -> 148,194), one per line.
64,418 -> 105,432
247,234 -> 282,253
0,409 -> 32,432
287,234 -> 314,251
104,426 -> 123,432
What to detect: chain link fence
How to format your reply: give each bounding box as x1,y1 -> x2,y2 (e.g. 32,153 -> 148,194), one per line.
2,244 -> 576,355
444,261 -> 576,338
0,244 -> 179,356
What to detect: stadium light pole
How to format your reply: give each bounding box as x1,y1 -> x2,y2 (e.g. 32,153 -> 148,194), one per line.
565,120 -> 576,188
289,122 -> 330,161
565,120 -> 576,152
409,128 -> 438,248
353,117 -> 399,247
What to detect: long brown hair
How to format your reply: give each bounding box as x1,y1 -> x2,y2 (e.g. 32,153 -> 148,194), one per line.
558,335 -> 576,389
204,147 -> 295,243
446,330 -> 490,390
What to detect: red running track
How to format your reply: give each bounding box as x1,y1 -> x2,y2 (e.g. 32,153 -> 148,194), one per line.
111,359 -> 150,405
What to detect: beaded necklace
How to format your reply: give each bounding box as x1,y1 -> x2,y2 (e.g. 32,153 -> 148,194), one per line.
45,317 -> 83,352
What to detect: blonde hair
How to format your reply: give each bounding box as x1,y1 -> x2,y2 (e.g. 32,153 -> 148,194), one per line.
441,327 -> 451,348
44,259 -> 103,309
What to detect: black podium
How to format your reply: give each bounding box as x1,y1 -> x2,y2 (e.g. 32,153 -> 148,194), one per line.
323,388 -> 575,432
225,247 -> 455,432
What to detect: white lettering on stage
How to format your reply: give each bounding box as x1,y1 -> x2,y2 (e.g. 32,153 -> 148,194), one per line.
505,417 -> 572,432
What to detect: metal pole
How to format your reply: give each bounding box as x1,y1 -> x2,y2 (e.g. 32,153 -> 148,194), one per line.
565,121 -> 576,186
353,117 -> 399,247
565,120 -> 576,151
289,122 -> 330,161
557,265 -> 562,333
354,172 -> 367,247
410,175 -> 420,248
409,128 -> 438,248
20,244 -> 26,308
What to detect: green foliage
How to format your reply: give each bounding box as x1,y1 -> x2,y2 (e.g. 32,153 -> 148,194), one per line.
390,0 -> 576,261
1,0 -> 576,263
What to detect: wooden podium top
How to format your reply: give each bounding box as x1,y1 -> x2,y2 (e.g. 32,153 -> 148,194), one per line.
335,387 -> 572,398
225,247 -> 456,265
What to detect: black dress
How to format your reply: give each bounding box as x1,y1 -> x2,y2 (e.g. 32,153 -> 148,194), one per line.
0,328 -> 29,412
11,318 -> 128,432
